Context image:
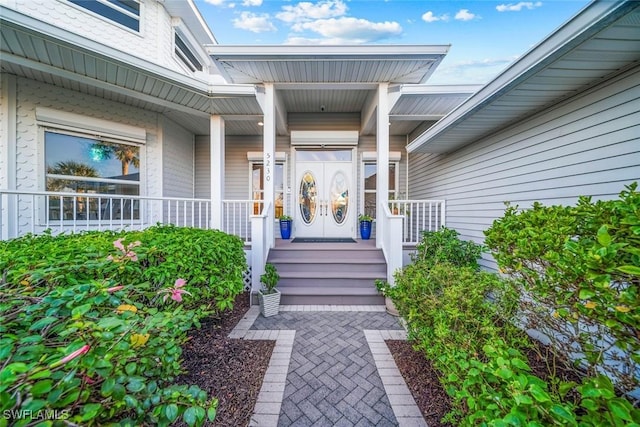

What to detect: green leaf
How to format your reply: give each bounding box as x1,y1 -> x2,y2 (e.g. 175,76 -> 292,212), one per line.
183,407 -> 197,426
529,384 -> 551,402
550,404 -> 577,425
31,379 -> 53,396
28,369 -> 51,380
578,289 -> 596,300
607,399 -> 633,421
165,404 -> 179,422
81,403 -> 102,421
112,383 -> 126,401
596,225 -> 612,247
71,304 -> 92,319
125,362 -> 137,376
207,406 -> 217,422
29,317 -> 58,331
126,378 -> 145,393
617,265 -> 640,275
511,358 -> 531,371
101,377 -> 116,397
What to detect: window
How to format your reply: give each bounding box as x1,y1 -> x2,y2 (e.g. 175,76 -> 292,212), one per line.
45,131 -> 141,220
251,163 -> 285,218
69,0 -> 140,32
363,162 -> 398,219
175,33 -> 203,72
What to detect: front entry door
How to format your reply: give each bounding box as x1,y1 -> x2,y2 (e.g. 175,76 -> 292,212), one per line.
295,157 -> 353,238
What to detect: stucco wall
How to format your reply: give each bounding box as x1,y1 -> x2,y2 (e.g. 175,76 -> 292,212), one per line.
408,65 -> 640,270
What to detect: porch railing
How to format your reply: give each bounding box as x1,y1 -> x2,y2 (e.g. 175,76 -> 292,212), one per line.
222,199 -> 263,244
388,199 -> 446,245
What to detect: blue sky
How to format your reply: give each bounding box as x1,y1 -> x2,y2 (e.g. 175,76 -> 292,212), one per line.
195,0 -> 591,84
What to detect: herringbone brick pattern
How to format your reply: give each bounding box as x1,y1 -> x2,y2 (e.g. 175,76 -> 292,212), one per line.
252,312 -> 403,426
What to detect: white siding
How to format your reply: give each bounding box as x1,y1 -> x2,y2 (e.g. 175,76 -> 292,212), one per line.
11,0 -> 197,76
408,65 -> 640,269
162,118 -> 193,198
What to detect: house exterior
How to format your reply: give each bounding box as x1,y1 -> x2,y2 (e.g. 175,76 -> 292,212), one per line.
1,0 -> 639,301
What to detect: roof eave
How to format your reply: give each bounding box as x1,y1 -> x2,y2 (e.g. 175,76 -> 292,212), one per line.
407,0 -> 640,154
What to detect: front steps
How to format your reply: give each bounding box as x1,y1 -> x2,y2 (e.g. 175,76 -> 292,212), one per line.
266,240 -> 386,305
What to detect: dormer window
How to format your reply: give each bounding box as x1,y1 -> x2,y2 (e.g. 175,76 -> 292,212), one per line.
69,0 -> 140,32
175,33 -> 203,72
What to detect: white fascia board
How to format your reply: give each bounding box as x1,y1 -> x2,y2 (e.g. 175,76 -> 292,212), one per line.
205,44 -> 450,59
164,0 -> 217,44
407,0 -> 637,153
210,84 -> 257,96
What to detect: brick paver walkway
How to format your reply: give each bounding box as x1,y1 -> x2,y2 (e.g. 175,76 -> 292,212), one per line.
250,310 -> 406,426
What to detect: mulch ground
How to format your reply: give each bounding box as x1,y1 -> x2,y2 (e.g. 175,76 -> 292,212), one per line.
177,293 -> 275,427
386,340 -> 454,427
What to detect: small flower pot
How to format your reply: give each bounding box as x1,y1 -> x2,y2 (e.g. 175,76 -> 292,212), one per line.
258,289 -> 281,317
360,220 -> 372,240
279,219 -> 292,239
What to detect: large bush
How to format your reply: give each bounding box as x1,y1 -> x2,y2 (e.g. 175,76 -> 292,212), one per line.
387,223 -> 640,425
0,226 -> 247,425
485,183 -> 640,392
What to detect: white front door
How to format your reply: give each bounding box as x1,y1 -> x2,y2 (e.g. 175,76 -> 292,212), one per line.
295,155 -> 354,238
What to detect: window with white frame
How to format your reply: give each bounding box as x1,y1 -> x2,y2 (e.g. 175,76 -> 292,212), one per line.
69,0 -> 140,32
362,153 -> 400,219
45,130 -> 141,221
248,153 -> 286,219
174,32 -> 203,72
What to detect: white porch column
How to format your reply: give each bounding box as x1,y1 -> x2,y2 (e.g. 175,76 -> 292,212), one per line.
262,84 -> 276,247
376,83 -> 390,247
210,115 -> 225,230
1,74 -> 17,239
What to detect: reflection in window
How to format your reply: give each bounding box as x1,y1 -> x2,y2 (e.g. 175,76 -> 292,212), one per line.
299,171 -> 317,224
330,172 -> 349,224
45,131 -> 140,221
69,0 -> 140,31
251,163 -> 284,218
363,162 -> 397,219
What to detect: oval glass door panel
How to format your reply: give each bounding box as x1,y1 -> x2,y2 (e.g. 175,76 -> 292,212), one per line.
330,171 -> 349,224
299,171 -> 317,224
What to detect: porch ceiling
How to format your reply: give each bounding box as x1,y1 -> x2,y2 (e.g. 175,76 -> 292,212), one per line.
206,45 -> 450,85
408,1 -> 640,154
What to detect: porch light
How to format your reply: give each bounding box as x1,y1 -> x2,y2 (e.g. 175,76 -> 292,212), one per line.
258,121 -> 264,126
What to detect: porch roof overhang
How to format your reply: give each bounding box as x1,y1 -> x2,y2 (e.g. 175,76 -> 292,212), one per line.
0,6 -> 261,135
206,45 -> 450,85
407,0 -> 640,154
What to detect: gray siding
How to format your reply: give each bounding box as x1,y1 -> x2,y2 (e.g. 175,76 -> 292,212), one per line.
162,118 -> 194,198
194,136 -> 210,198
408,65 -> 640,270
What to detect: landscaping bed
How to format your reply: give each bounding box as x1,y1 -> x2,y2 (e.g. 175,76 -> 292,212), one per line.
177,293 -> 275,427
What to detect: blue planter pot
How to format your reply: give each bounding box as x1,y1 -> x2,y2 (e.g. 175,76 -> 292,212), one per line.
360,220 -> 372,240
279,220 -> 292,239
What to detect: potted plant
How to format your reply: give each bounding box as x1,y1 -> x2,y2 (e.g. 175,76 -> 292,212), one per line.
279,215 -> 293,239
358,214 -> 373,240
258,263 -> 281,317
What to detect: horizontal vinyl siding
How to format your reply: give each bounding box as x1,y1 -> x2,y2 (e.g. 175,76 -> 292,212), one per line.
288,113 -> 360,131
162,118 -> 194,198
409,65 -> 640,270
194,136 -> 210,198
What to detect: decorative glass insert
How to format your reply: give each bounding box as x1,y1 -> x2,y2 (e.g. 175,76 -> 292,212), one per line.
299,171 -> 317,224
330,172 -> 349,224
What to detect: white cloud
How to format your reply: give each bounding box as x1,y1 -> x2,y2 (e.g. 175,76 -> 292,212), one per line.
233,11 -> 276,33
421,11 -> 449,23
455,9 -> 478,21
242,0 -> 262,6
290,17 -> 402,43
496,2 -> 543,12
276,0 -> 348,23
203,0 -> 236,7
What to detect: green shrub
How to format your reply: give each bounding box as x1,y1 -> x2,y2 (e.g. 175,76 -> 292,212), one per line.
485,183 -> 640,392
0,226 -> 248,425
412,227 -> 484,270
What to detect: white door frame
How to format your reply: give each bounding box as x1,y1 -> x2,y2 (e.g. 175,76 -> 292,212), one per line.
291,146 -> 357,239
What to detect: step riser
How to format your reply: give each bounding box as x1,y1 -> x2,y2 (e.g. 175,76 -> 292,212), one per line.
268,251 -> 384,261
275,264 -> 386,274
279,278 -> 384,288
280,294 -> 385,305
